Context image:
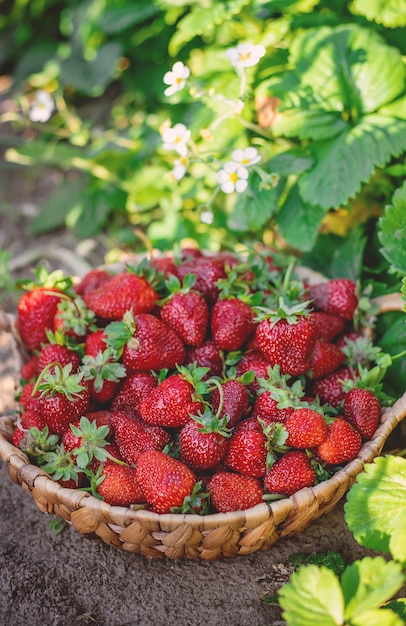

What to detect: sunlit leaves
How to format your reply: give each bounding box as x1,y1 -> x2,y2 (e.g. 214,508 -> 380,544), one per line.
378,181 -> 406,274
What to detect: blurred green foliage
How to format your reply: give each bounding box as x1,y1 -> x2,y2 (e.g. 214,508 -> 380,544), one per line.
1,0 -> 406,265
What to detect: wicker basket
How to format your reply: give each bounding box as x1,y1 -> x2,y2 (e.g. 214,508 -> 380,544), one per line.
0,289 -> 405,561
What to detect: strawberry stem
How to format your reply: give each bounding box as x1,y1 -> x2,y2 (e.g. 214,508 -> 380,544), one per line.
32,360 -> 63,396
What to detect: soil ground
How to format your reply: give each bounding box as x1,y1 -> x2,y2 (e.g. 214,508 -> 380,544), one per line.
0,163 -> 404,626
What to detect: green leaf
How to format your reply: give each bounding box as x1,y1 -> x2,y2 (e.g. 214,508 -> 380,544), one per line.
266,149 -> 314,176
350,608 -> 406,626
299,115 -> 406,210
375,311 -> 406,397
60,42 -> 123,96
272,108 -> 347,141
386,598 -> 406,622
378,181 -> 406,274
29,178 -> 87,234
351,0 -> 406,28
278,565 -> 344,626
228,172 -> 281,232
389,509 -> 406,564
301,227 -> 366,281
344,455 -> 406,561
169,0 -> 251,55
276,184 -> 326,252
342,556 -> 405,619
97,4 -> 160,34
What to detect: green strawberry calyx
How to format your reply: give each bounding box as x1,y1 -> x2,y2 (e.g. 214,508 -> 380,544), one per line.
103,310 -> 137,356
33,362 -> 86,402
81,349 -> 127,393
254,297 -> 312,327
157,273 -> 197,306
16,265 -> 74,294
170,480 -> 210,515
69,416 -> 127,468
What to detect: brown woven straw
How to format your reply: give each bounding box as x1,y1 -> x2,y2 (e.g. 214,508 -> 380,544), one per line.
0,291 -> 405,560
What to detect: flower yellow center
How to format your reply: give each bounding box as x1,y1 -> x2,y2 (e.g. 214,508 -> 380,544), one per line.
229,172 -> 239,183
175,136 -> 183,143
241,158 -> 250,165
176,77 -> 183,84
239,52 -> 251,61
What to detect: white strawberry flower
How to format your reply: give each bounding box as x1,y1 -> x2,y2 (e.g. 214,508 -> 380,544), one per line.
230,147 -> 261,167
217,161 -> 249,194
163,61 -> 190,97
161,123 -> 191,157
225,43 -> 266,68
28,90 -> 54,123
172,155 -> 188,181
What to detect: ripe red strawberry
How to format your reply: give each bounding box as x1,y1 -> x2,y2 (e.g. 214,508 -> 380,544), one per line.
74,268 -> 112,296
17,287 -> 62,350
83,272 -> 159,320
256,308 -> 317,377
225,430 -> 267,477
81,350 -> 127,404
316,418 -> 362,465
13,410 -> 47,448
308,339 -> 345,379
176,256 -> 227,303
160,276 -> 209,346
110,411 -> 168,465
310,312 -> 345,342
135,450 -> 196,514
19,382 -> 42,414
20,355 -> 39,382
207,471 -> 264,513
264,450 -> 316,496
179,414 -> 230,471
235,351 -> 270,394
309,279 -> 358,321
37,343 -> 80,375
12,426 -> 27,448
35,364 -> 90,434
151,256 -> 178,278
343,388 -> 381,439
210,298 -> 257,351
312,366 -> 358,408
53,295 -> 95,341
186,340 -> 224,378
85,329 -> 108,357
138,370 -> 205,428
111,371 -> 157,415
252,392 -> 294,425
210,379 -> 250,428
284,408 -> 328,448
122,314 -> 186,372
97,461 -> 146,506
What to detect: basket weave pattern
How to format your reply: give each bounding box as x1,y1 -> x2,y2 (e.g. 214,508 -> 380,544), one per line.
1,296 -> 405,560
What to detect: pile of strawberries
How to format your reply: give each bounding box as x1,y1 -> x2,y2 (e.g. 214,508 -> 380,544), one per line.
12,247 -> 385,515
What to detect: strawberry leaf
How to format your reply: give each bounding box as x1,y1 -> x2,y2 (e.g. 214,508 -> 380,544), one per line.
278,564 -> 345,626
344,455 -> 406,563
378,181 -> 406,274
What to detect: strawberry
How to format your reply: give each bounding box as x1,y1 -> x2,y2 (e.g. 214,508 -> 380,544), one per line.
224,429 -> 267,477
210,379 -> 250,428
74,268 -> 112,296
20,355 -> 39,382
160,274 -> 209,346
85,329 -> 108,357
111,371 -> 157,415
135,450 -> 196,514
151,256 -> 178,278
343,388 -> 381,439
138,368 -> 205,428
284,408 -> 328,448
312,366 -> 358,408
310,312 -> 345,342
308,339 -> 345,380
252,392 -> 294,425
37,343 -> 80,375
316,418 -> 362,465
176,256 -> 227,303
34,363 -> 90,434
53,295 -> 95,341
19,382 -> 41,414
97,462 -> 146,507
186,340 -> 224,378
179,410 -> 230,471
17,287 -> 62,350
81,349 -> 127,404
110,411 -> 168,465
83,272 -> 158,320
235,351 -> 270,394
20,408 -> 47,431
121,313 -> 186,372
256,303 -> 317,376
207,471 -> 264,513
210,298 -> 257,351
309,279 -> 358,321
264,450 -> 316,496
